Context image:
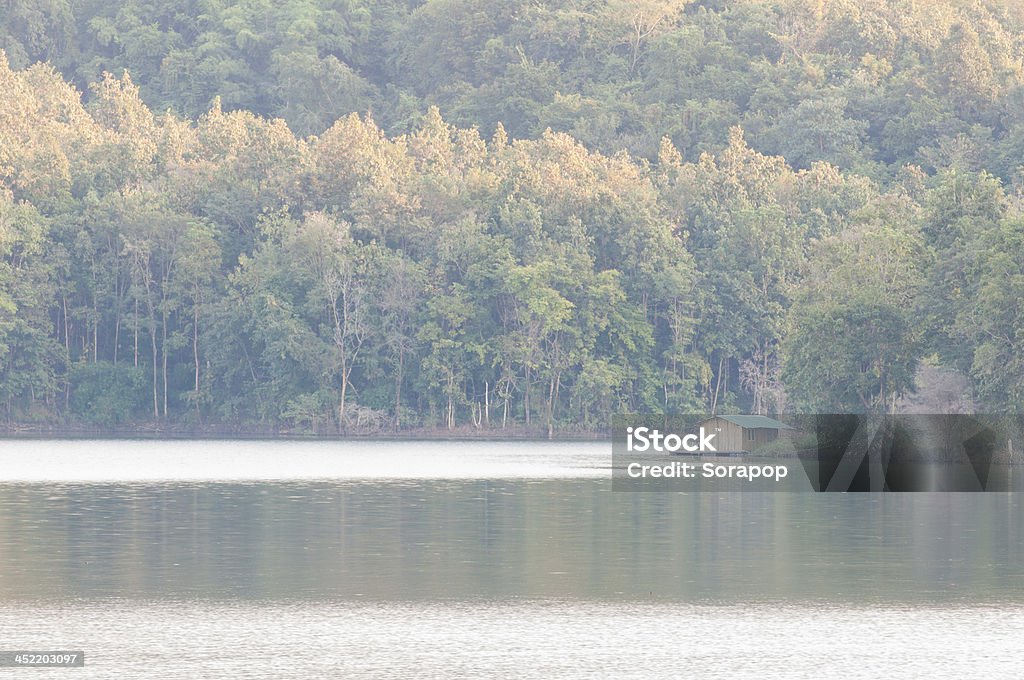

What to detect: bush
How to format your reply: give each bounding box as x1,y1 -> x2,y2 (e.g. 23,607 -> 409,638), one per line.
69,362 -> 147,426
750,432 -> 819,458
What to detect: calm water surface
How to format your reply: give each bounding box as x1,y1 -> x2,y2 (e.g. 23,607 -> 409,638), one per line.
1,440 -> 1023,678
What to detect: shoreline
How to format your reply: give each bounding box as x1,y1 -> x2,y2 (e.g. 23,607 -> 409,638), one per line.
0,423 -> 612,442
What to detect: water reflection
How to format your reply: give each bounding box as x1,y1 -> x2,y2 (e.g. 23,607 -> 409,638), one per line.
0,480 -> 1022,603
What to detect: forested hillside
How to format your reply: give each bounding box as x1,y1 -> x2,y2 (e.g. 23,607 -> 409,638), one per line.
1,0 -> 1023,432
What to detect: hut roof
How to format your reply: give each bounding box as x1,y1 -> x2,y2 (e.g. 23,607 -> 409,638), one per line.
709,415 -> 794,430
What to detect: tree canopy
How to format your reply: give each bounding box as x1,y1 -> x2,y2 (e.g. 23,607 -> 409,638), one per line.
1,0 -> 1021,431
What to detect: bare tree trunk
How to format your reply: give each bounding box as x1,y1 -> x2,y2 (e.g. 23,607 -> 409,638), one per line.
62,296 -> 70,354
548,374 -> 557,438
62,295 -> 70,411
446,372 -> 454,429
524,366 -> 531,426
193,303 -> 200,393
339,354 -> 348,431
113,260 -> 125,366
711,356 -> 724,415
149,323 -> 158,419
547,372 -> 559,440
161,309 -> 169,417
139,268 -> 159,419
393,348 -> 403,430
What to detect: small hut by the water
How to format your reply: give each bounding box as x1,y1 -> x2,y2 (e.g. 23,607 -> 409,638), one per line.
698,415 -> 794,453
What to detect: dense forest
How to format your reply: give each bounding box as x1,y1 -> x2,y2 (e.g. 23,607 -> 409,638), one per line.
1,0 -> 1023,433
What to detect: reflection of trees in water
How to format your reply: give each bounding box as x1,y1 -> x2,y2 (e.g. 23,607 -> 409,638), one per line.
2,474 -> 1024,602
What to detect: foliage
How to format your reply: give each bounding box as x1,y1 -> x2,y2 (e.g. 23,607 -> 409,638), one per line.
69,360 -> 146,425
2,1 -> 1024,430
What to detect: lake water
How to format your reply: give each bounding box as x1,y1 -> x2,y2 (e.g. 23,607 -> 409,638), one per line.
1,440 -> 1023,678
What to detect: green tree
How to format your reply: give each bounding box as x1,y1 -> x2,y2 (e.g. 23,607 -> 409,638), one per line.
783,201 -> 924,412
